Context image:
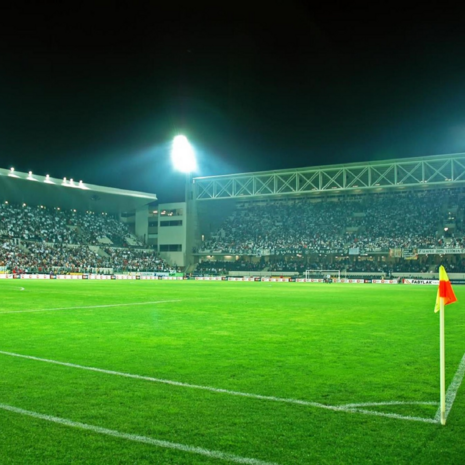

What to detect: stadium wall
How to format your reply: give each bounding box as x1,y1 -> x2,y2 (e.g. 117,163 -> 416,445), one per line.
157,202 -> 186,267
135,205 -> 149,244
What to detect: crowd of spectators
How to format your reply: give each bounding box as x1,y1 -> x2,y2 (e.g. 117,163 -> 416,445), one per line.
0,240 -> 173,274
0,203 -> 79,244
0,202 -> 171,273
201,189 -> 463,255
67,213 -> 140,246
193,188 -> 465,275
3,187 -> 465,275
0,240 -> 24,271
343,190 -> 454,251
196,258 -> 264,275
0,240 -> 96,273
195,255 -> 465,275
0,203 -> 139,247
267,259 -> 308,274
202,200 -> 351,255
103,247 -> 174,273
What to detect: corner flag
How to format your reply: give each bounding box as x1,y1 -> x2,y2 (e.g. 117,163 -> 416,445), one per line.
435,265 -> 458,425
434,266 -> 457,312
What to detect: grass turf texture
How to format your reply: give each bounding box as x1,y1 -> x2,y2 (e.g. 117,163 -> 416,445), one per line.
0,280 -> 464,464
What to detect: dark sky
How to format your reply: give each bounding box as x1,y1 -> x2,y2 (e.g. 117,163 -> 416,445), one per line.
2,1 -> 465,202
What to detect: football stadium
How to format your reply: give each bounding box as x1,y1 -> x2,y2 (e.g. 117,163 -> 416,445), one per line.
1,153 -> 465,464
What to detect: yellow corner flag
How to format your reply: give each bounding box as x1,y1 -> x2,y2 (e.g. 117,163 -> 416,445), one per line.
435,265 -> 458,425
434,265 -> 457,313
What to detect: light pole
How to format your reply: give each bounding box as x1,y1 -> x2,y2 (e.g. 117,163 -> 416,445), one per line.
171,135 -> 197,271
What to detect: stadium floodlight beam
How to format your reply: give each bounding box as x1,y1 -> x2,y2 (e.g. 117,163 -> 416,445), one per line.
171,135 -> 197,173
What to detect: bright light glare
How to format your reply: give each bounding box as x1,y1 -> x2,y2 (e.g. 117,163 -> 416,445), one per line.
171,135 -> 197,173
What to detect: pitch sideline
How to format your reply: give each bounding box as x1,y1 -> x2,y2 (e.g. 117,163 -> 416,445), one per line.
1,350 -> 460,424
434,351 -> 465,422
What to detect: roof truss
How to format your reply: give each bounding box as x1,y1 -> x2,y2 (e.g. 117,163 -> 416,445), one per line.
193,153 -> 465,200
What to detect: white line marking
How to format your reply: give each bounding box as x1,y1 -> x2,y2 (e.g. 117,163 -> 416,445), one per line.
343,407 -> 438,424
0,403 -> 279,465
341,401 -> 437,408
0,300 -> 182,315
0,350 -> 341,410
0,351 -> 438,424
0,286 -> 25,291
434,351 -> 465,422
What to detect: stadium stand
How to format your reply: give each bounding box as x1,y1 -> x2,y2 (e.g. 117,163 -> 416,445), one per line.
196,188 -> 465,276
0,203 -> 174,274
2,175 -> 465,277
0,203 -> 138,246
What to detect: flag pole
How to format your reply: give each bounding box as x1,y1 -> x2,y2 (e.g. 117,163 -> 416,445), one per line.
440,296 -> 446,425
435,265 -> 457,426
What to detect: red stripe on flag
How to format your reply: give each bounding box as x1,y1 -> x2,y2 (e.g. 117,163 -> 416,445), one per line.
439,280 -> 457,305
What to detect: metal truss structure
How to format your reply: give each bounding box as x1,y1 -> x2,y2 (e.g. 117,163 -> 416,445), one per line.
193,153 -> 465,201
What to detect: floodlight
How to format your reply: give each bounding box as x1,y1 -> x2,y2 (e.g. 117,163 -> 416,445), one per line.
171,135 -> 197,173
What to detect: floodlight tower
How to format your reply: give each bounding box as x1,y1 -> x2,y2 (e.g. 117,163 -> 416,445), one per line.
171,134 -> 197,200
171,135 -> 197,271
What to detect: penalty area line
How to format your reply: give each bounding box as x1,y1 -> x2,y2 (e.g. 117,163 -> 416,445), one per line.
0,403 -> 279,465
0,300 -> 182,315
0,350 -> 437,424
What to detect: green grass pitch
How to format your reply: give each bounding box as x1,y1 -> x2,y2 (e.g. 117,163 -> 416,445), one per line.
0,280 -> 464,464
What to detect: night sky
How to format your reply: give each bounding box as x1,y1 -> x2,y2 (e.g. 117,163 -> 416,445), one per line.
2,1 -> 465,202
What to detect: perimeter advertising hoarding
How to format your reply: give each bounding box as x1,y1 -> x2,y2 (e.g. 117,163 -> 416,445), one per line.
417,248 -> 465,255
403,279 -> 439,285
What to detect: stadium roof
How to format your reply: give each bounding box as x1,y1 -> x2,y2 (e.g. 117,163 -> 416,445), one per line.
192,152 -> 465,200
0,168 -> 157,213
